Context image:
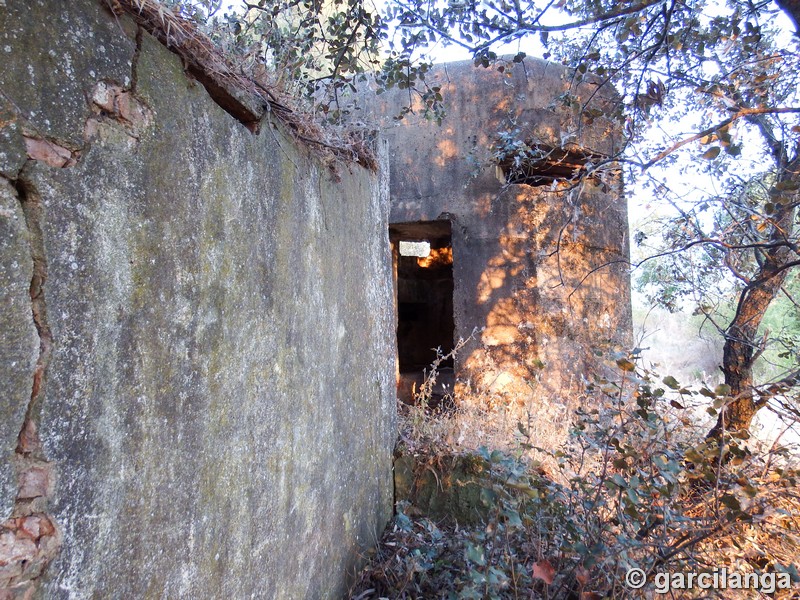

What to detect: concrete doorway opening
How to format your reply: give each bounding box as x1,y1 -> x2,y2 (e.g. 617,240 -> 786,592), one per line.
389,220 -> 455,404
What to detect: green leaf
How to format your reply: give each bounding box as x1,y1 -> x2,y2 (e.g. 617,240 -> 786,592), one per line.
725,143 -> 742,156
685,449 -> 703,463
714,384 -> 731,396
503,508 -> 523,528
775,180 -> 799,191
571,541 -> 589,556
719,494 -> 741,512
775,563 -> 800,582
616,358 -> 636,372
466,542 -> 487,566
662,375 -> 680,389
479,486 -> 497,506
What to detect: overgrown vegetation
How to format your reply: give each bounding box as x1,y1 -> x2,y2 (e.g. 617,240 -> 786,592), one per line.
382,0 -> 800,439
139,0 -> 433,123
351,356 -> 800,599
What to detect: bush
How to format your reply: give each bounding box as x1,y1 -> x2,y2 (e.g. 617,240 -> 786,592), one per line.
350,357 -> 800,599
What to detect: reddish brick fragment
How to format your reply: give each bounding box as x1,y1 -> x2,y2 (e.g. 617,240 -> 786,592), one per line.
23,136 -> 74,168
16,467 -> 51,500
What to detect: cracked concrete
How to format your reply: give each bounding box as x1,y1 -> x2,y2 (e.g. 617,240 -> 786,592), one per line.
0,176 -> 37,522
0,172 -> 61,599
0,0 -> 395,598
22,138 -> 79,168
84,80 -> 153,149
14,174 -> 55,466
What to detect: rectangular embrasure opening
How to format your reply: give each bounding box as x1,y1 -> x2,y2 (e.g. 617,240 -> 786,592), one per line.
497,145 -> 601,186
389,220 -> 455,402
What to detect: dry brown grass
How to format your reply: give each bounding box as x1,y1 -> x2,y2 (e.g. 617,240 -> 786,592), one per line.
108,0 -> 378,170
360,356 -> 800,599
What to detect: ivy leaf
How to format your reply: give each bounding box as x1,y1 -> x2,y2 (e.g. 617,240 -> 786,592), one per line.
466,542 -> 486,566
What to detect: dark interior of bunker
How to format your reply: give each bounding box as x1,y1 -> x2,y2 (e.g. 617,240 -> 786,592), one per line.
390,220 -> 455,403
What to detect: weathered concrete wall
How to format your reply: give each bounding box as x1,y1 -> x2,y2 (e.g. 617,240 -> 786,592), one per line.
0,1 -> 396,597
364,60 -> 631,412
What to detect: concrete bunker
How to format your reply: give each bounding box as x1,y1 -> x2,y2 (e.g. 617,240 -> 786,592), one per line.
363,59 -> 633,412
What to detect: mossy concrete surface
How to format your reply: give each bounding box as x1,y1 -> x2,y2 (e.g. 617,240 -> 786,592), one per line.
394,452 -> 491,525
0,0 -> 396,597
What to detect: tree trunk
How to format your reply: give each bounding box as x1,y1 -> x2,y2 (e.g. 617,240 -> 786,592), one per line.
775,0 -> 800,35
708,201 -> 797,439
